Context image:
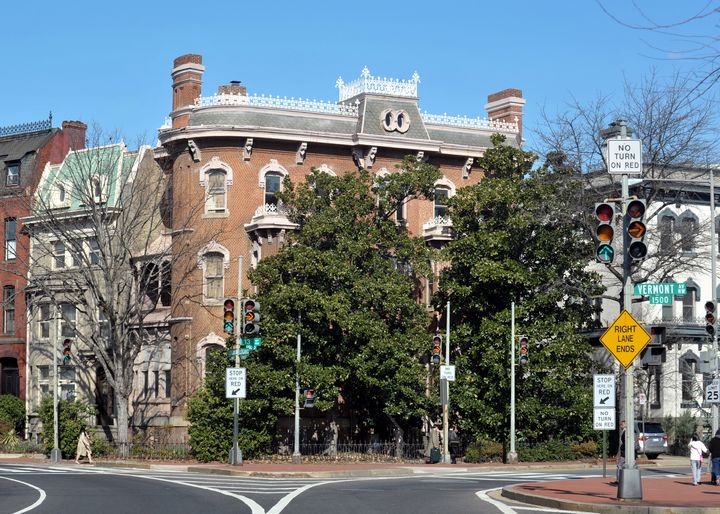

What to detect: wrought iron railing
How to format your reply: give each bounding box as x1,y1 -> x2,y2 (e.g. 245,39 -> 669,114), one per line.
0,115 -> 52,137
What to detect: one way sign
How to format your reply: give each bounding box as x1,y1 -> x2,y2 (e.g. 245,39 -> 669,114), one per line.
593,374 -> 615,408
226,368 -> 247,399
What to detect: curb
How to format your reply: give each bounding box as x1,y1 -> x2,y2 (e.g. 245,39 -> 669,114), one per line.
501,485 -> 718,514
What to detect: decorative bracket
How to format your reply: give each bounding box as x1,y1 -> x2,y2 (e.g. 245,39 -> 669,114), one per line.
244,138 -> 253,161
463,157 -> 474,179
352,148 -> 365,169
366,147 -> 377,168
296,142 -> 308,164
188,140 -> 201,163
416,151 -> 428,163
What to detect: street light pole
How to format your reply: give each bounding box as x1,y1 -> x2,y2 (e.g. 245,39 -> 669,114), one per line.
229,256 -> 243,466
508,301 -> 517,463
442,301 -> 451,464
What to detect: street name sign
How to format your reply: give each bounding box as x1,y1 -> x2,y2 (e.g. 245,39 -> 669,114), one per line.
594,408 -> 616,430
440,365 -> 456,381
607,139 -> 642,175
633,282 -> 687,305
225,367 -> 246,399
707,379 -> 720,404
599,309 -> 652,369
593,374 -> 615,408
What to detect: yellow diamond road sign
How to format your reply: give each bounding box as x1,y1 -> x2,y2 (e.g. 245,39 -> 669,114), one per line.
600,309 -> 652,369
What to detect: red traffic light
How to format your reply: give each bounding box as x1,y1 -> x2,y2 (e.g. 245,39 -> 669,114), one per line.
244,300 -> 255,312
627,199 -> 646,219
595,203 -> 614,222
224,299 -> 235,310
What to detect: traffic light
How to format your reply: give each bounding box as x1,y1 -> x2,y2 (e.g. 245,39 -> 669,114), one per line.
706,301 -> 716,337
431,335 -> 442,365
518,335 -> 529,365
625,199 -> 648,261
223,299 -> 235,335
594,202 -> 615,264
62,338 -> 72,365
242,299 -> 260,335
303,388 -> 316,408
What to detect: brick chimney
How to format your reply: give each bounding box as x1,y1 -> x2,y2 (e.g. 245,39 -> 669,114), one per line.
61,121 -> 87,152
485,88 -> 525,139
171,54 -> 204,129
218,80 -> 247,96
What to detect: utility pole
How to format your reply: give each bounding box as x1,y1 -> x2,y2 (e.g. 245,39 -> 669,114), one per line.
292,311 -> 301,463
508,301 -> 517,463
710,169 -> 719,437
229,256 -> 243,466
51,306 -> 61,463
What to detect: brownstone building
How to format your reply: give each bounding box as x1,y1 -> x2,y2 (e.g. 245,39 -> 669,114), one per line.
0,118 -> 85,401
156,54 -> 524,431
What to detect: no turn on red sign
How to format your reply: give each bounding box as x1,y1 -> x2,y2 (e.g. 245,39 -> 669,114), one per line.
606,139 -> 642,175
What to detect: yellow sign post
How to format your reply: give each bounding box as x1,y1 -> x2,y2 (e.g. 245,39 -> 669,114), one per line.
599,310 -> 652,369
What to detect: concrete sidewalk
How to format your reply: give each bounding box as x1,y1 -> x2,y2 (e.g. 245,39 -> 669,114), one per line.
503,458 -> 720,514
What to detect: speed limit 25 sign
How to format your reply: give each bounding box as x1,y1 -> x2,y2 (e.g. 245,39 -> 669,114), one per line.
707,379 -> 720,404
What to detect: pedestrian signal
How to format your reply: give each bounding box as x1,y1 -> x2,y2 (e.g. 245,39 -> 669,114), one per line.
303,388 -> 316,408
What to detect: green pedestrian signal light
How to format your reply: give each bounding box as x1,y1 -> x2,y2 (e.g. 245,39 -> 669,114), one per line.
594,202 -> 616,264
62,338 -> 72,365
223,299 -> 235,335
626,199 -> 648,261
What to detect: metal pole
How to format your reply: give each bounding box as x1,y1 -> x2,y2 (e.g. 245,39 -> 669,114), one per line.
443,301 -> 450,463
710,169 -> 719,437
51,306 -> 61,463
508,301 -> 517,463
617,120 -> 642,499
293,311 -> 301,463
229,257 -> 243,465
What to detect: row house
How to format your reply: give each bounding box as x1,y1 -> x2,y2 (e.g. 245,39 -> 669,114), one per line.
0,117 -> 85,402
155,54 -> 526,433
22,143 -> 172,439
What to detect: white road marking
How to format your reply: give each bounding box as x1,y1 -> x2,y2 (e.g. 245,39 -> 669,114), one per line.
0,476 -> 47,514
475,487 -> 591,514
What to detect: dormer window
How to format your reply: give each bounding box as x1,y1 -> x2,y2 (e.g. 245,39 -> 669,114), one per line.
5,162 -> 20,186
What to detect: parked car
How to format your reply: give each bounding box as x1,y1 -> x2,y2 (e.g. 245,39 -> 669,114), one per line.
635,421 -> 668,459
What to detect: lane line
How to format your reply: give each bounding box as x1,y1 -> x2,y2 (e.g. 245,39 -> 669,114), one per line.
0,476 -> 47,514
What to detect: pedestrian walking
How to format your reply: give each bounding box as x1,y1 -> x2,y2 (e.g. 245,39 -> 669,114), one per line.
448,426 -> 460,464
688,434 -> 708,486
708,429 -> 720,485
427,423 -> 442,464
611,420 -> 628,486
74,427 -> 93,464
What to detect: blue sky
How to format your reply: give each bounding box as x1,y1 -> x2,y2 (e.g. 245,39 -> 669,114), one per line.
2,1 -> 716,152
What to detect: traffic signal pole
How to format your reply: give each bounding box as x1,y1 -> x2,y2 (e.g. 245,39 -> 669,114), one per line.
508,301 -> 517,463
616,121 -> 642,500
293,311 -> 301,463
443,301 -> 451,463
229,256 -> 243,466
51,306 -> 61,463
711,170 -> 719,437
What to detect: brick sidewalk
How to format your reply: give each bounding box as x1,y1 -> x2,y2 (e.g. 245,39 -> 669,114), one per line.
505,473 -> 720,513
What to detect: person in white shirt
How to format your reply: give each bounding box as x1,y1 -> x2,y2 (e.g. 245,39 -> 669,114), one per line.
689,434 -> 708,485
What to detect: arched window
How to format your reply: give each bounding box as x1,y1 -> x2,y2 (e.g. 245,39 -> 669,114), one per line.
679,214 -> 698,253
680,352 -> 698,403
659,215 -> 675,253
54,241 -> 66,269
206,170 -> 227,213
196,332 -> 226,379
204,252 -> 224,300
199,157 -> 234,216
264,173 -> 282,207
434,186 -> 450,219
197,241 -> 230,303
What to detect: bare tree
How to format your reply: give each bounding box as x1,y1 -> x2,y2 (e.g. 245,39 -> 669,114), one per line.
535,70 -> 719,307
21,129 -> 215,454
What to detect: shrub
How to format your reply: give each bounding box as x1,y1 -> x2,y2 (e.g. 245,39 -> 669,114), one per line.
571,440 -> 599,458
0,395 -> 25,433
38,397 -> 96,459
463,439 -> 504,463
518,440 -> 577,461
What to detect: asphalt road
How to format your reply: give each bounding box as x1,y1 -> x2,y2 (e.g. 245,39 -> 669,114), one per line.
0,463 -> 691,514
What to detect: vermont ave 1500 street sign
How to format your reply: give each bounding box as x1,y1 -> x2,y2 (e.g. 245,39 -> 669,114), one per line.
599,310 -> 652,369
